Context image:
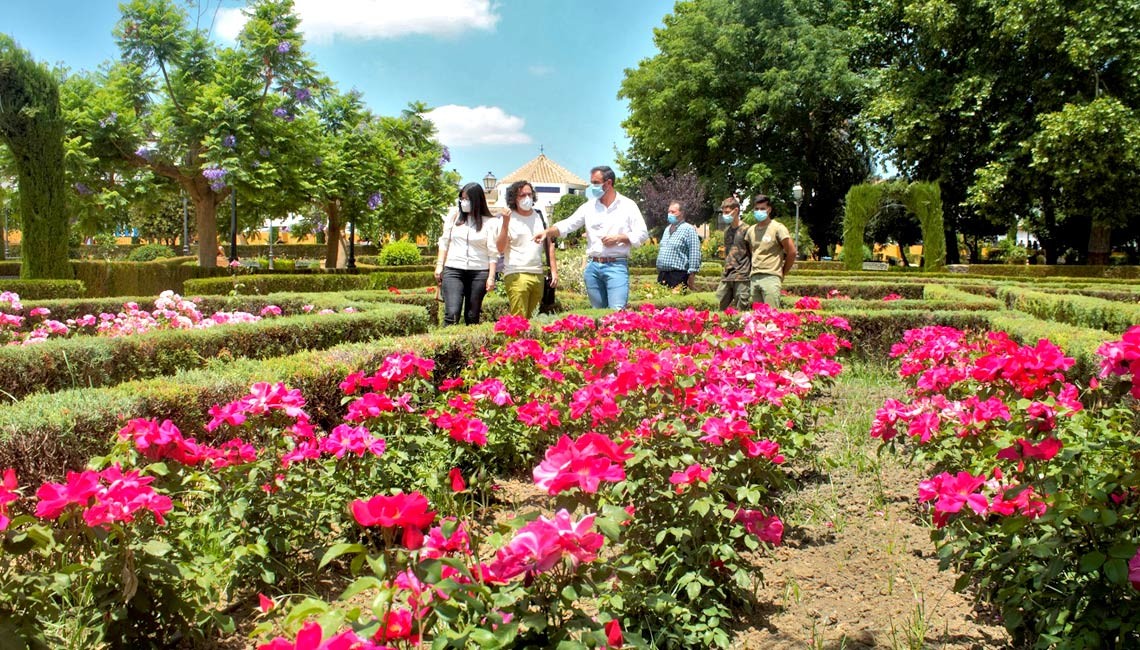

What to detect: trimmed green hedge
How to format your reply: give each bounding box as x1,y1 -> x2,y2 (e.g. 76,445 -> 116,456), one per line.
72,260 -> 232,297
0,304 -> 428,400
961,264 -> 1140,280
369,271 -> 436,290
998,286 -> 1140,334
0,279 -> 86,300
922,284 -> 1003,307
184,273 -> 372,295
0,261 -> 21,276
784,281 -> 925,300
0,326 -> 496,486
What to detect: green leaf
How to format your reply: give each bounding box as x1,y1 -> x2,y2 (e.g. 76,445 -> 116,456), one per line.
1108,542 -> 1136,560
1105,558 -> 1129,585
141,539 -> 171,557
686,580 -> 701,601
318,542 -> 364,569
1079,551 -> 1106,573
340,576 -> 383,600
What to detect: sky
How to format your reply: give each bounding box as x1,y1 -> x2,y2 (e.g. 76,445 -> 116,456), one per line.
4,0 -> 676,188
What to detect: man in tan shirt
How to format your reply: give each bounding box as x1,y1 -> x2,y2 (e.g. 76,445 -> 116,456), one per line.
742,194 -> 796,308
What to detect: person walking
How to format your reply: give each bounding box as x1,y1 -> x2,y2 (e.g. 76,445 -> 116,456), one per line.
742,194 -> 796,309
655,201 -> 701,290
534,165 -> 648,309
496,180 -> 558,317
434,183 -> 498,325
715,196 -> 751,310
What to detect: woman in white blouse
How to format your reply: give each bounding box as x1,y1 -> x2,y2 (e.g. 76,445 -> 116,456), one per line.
434,183 -> 498,325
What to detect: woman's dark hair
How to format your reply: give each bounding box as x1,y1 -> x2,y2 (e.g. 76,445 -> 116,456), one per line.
505,180 -> 534,211
458,182 -> 493,231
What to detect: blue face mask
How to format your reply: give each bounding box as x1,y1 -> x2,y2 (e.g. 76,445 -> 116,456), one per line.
722,212 -> 735,224
754,209 -> 768,221
586,183 -> 604,200
666,214 -> 678,225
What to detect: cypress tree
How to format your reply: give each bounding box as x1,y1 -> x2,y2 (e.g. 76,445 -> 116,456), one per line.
0,35 -> 72,279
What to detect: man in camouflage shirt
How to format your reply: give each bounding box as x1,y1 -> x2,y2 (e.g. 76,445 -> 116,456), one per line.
715,196 -> 751,311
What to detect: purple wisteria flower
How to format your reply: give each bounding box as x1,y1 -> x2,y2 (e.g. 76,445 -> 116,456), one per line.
277,41 -> 292,53
313,156 -> 323,166
294,87 -> 311,102
74,182 -> 93,196
273,107 -> 290,119
135,146 -> 153,162
202,167 -> 228,192
222,134 -> 237,148
99,112 -> 117,128
272,20 -> 286,33
439,145 -> 451,166
259,147 -> 271,157
367,192 -> 383,211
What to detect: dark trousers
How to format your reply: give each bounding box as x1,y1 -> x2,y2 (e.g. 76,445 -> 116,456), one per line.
441,267 -> 489,325
657,269 -> 688,288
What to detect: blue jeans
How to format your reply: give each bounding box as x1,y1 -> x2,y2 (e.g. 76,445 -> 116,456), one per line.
584,259 -> 630,309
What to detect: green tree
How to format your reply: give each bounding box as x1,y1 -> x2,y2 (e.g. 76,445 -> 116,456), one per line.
619,0 -> 871,253
0,36 -> 71,279
64,0 -> 322,267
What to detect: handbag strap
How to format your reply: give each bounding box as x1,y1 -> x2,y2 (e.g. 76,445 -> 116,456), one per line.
536,209 -> 552,270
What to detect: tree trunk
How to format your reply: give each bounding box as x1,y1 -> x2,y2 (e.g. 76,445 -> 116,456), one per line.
193,194 -> 221,267
1039,197 -> 1059,265
324,201 -> 342,269
1087,221 -> 1112,266
944,225 -> 960,264
897,242 -> 910,267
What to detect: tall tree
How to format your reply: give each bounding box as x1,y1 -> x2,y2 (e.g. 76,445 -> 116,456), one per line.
0,35 -> 71,279
619,0 -> 871,252
857,0 -> 1140,264
64,0 -> 322,267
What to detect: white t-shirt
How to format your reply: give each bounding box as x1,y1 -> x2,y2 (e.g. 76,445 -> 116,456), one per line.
551,192 -> 649,258
438,209 -> 498,271
497,210 -> 545,276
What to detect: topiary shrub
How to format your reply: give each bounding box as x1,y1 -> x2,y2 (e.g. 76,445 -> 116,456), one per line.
127,244 -> 176,262
378,240 -> 422,266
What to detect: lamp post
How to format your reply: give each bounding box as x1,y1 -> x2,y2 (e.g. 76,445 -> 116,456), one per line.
1,205 -> 8,260
229,190 -> 238,263
181,192 -> 190,255
267,215 -> 274,270
482,171 -> 497,192
792,181 -> 803,258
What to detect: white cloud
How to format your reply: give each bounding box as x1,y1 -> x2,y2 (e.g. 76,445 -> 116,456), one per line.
425,105 -> 533,147
215,0 -> 500,43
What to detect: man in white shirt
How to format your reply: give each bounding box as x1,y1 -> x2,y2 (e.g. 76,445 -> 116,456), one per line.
496,180 -> 558,317
535,165 -> 649,309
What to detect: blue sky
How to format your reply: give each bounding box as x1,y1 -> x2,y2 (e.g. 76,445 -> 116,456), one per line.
5,0 -> 675,187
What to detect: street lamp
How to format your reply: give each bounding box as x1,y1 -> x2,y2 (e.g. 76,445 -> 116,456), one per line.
346,214 -> 356,270
482,171 -> 497,192
792,181 -> 803,258
1,205 -> 8,260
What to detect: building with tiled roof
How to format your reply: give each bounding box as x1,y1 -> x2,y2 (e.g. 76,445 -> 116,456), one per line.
487,153 -> 588,215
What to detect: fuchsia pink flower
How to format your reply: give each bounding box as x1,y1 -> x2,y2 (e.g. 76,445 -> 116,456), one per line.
669,464 -> 712,493
351,491 -> 436,549
493,314 -> 531,337
34,465 -> 172,528
488,509 -> 605,581
882,293 -> 902,301
0,468 -> 18,531
1097,326 -> 1140,398
258,621 -> 381,650
516,400 -> 562,430
469,378 -> 513,406
320,424 -> 385,459
793,296 -> 821,310
732,508 -> 784,545
421,518 -> 472,559
533,433 -> 634,495
1130,549 -> 1140,590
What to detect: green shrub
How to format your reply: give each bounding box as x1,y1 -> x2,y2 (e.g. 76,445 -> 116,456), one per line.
378,240 -> 422,266
0,326 -> 497,486
184,272 -> 371,296
998,286 -> 1140,334
783,281 -> 925,300
0,279 -> 85,300
0,261 -> 21,276
629,242 -> 659,267
701,229 -> 724,262
368,271 -> 436,290
0,304 -> 428,401
127,244 -> 176,262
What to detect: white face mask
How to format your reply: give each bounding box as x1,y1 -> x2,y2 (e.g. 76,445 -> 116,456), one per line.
519,196 -> 534,211
459,199 -> 471,213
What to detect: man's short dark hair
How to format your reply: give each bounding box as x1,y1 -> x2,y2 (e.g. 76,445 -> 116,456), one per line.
505,180 -> 533,211
753,194 -> 771,206
721,197 -> 740,210
590,165 -> 617,185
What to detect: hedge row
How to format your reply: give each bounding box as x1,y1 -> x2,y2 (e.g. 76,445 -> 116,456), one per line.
73,260 -> 230,297
998,286 -> 1140,334
0,280 -> 86,300
922,284 -> 1004,307
784,281 -> 925,300
18,291 -> 390,323
0,326 -> 497,486
0,304 -> 428,401
184,273 -> 372,295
